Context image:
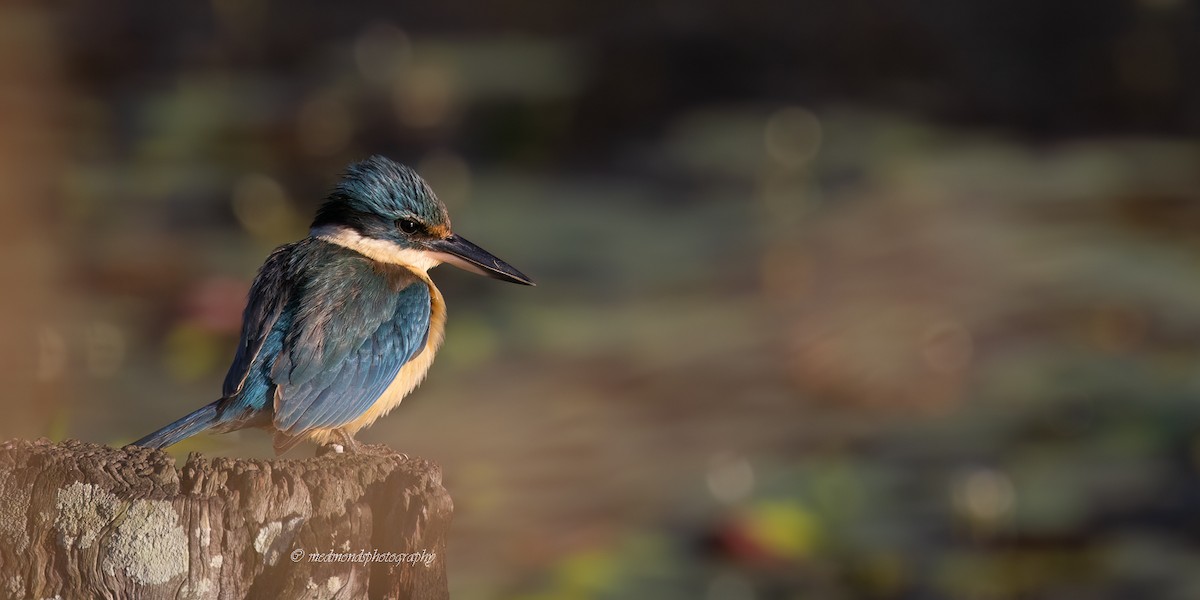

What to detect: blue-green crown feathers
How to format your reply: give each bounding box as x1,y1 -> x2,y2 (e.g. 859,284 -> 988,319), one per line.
312,156 -> 450,233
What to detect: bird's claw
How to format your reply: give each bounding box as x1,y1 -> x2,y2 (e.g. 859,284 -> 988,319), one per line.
333,429 -> 364,454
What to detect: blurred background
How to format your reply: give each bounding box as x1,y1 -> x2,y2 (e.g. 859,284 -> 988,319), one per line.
3,0 -> 1200,598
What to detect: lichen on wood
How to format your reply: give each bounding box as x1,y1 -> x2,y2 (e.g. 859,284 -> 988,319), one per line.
0,438 -> 452,600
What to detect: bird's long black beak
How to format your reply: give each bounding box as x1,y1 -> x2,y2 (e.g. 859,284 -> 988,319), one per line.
427,234 -> 535,286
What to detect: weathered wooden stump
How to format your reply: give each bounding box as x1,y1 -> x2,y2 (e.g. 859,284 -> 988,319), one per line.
0,439 -> 452,599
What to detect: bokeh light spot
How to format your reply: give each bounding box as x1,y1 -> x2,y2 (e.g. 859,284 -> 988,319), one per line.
231,174 -> 299,239
706,453 -> 755,505
353,22 -> 412,85
394,62 -> 456,128
742,500 -> 819,559
952,468 -> 1014,524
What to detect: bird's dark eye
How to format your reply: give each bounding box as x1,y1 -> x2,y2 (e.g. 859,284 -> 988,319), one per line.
397,219 -> 419,234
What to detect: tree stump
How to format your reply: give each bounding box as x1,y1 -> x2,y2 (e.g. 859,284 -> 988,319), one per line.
0,438 -> 452,599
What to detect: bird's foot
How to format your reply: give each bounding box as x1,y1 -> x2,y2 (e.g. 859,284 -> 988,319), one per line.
333,428 -> 366,454
321,429 -> 407,458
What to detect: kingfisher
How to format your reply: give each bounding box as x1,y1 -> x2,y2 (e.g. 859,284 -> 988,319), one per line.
133,156 -> 533,454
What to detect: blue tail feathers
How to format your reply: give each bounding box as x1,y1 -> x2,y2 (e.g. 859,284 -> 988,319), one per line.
132,402 -> 220,449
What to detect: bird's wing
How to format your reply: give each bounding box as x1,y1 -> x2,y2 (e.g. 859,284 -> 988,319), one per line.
270,250 -> 432,437
222,243 -> 296,400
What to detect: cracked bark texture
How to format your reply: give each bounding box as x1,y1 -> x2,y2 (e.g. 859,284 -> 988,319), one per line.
0,439 -> 452,600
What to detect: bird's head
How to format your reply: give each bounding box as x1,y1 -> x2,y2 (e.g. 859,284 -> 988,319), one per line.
311,156 -> 533,285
